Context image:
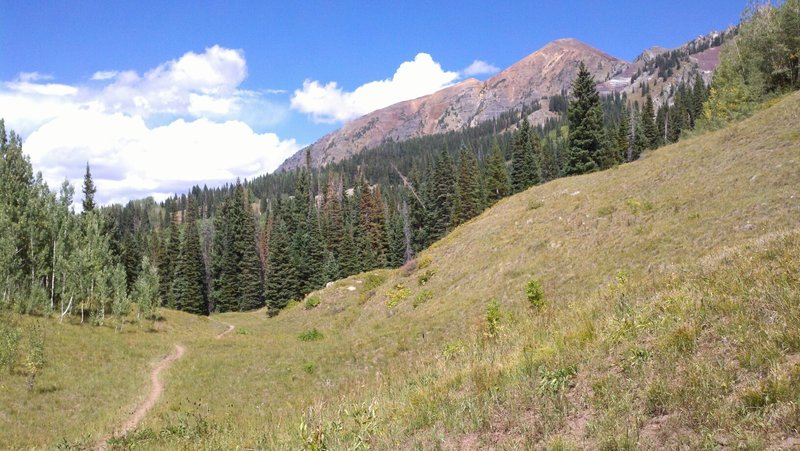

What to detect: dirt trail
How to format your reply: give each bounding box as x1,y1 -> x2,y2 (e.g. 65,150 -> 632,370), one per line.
97,344 -> 185,450
216,322 -> 234,339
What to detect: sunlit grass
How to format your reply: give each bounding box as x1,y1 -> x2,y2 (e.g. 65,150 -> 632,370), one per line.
1,91 -> 799,449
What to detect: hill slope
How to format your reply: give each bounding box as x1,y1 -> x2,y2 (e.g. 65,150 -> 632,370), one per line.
1,92 -> 798,449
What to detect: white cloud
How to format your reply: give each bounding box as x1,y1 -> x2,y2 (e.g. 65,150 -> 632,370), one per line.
91,70 -> 118,81
23,111 -> 299,205
462,60 -> 501,77
0,46 -> 297,205
291,52 -> 459,123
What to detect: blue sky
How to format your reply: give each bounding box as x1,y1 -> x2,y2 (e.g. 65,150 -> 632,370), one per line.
0,0 -> 746,204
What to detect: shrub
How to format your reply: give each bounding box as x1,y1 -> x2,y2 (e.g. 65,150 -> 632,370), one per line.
304,296 -> 321,310
417,269 -> 436,286
538,365 -> 577,395
443,340 -> 465,359
298,328 -> 324,342
486,299 -> 502,338
25,322 -> 46,390
363,273 -> 387,291
303,361 -> 317,374
413,289 -> 433,308
417,255 -> 432,270
0,317 -> 21,372
526,279 -> 545,309
385,285 -> 410,309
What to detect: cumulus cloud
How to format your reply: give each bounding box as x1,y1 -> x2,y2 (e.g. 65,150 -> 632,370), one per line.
291,53 -> 459,123
462,60 -> 501,77
24,112 -> 299,205
0,46 -> 298,205
91,70 -> 118,81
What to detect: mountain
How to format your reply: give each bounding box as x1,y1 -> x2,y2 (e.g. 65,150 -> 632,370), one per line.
279,38 -> 627,171
279,31 -> 732,171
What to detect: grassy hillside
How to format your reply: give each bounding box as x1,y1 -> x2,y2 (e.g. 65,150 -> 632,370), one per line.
1,91 -> 799,449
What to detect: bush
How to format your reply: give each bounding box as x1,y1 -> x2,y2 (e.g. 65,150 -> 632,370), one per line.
298,328 -> 324,342
385,285 -> 410,308
538,365 -> 577,395
363,273 -> 387,291
304,296 -> 321,310
486,299 -> 502,338
25,322 -> 46,390
413,289 -> 433,308
0,317 -> 21,372
526,279 -> 544,309
417,269 -> 436,286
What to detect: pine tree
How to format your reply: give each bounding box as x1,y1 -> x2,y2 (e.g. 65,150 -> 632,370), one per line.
428,151 -> 455,241
357,178 -> 387,269
238,193 -> 264,310
539,134 -> 560,183
172,196 -> 207,315
510,119 -> 533,192
303,204 -> 326,292
453,146 -> 483,225
82,163 -> 96,213
565,62 -> 605,175
642,94 -> 659,149
691,73 -> 707,124
615,107 -> 631,164
485,137 -> 511,204
387,208 -> 406,267
264,218 -> 297,315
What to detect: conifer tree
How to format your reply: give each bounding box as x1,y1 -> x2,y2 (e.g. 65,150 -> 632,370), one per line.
387,208 -> 406,267
238,194 -> 264,310
357,178 -> 387,269
615,107 -> 631,163
172,196 -> 207,315
510,119 -> 532,192
409,166 -> 430,252
82,163 -> 96,213
428,151 -> 455,242
485,137 -> 511,204
539,134 -> 560,183
641,94 -> 659,149
453,146 -> 483,225
565,62 -> 605,175
303,204 -> 326,292
264,218 -> 297,315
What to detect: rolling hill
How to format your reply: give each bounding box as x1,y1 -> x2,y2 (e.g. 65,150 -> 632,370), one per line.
1,90 -> 798,449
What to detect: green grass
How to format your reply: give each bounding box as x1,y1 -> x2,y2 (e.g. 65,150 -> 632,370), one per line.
1,91 -> 800,449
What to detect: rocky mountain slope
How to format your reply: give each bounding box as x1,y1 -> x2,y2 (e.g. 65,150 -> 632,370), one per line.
279,31 -> 732,171
279,38 -> 626,170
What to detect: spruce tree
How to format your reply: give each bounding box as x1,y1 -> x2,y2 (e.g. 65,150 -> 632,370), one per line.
264,218 -> 298,315
615,107 -> 631,163
172,196 -> 208,315
485,137 -> 511,204
238,193 -> 264,310
357,178 -> 387,269
641,94 -> 659,149
387,209 -> 406,267
303,204 -> 326,292
565,62 -> 605,175
453,146 -> 483,225
510,119 -> 532,192
428,151 -> 455,241
82,163 -> 96,213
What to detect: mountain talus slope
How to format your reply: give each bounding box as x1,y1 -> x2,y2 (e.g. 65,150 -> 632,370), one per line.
3,92 -> 798,449
280,38 -> 626,170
